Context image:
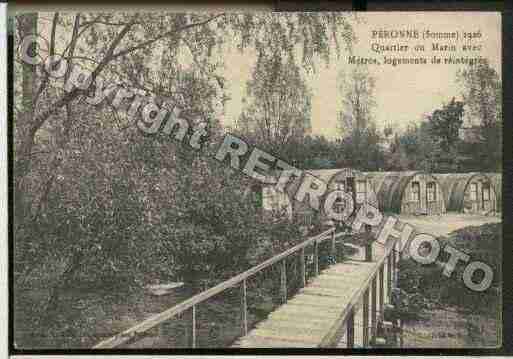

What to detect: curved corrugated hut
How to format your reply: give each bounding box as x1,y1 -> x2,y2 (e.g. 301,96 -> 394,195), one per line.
263,168 -> 379,227
328,168 -> 379,208
365,171 -> 446,215
298,168 -> 379,226
434,173 -> 497,214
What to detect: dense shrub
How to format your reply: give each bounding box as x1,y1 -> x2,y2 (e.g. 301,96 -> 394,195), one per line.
398,223 -> 501,316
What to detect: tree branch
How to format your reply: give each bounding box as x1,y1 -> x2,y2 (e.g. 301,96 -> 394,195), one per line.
110,13 -> 225,60
64,14 -> 81,83
34,12 -> 59,104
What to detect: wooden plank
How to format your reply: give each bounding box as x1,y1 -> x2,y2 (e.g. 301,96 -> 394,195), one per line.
250,327 -> 324,344
268,306 -> 339,320
241,279 -> 247,336
256,319 -> 332,331
300,286 -> 354,298
309,272 -> 374,288
233,335 -> 318,348
289,295 -> 343,307
285,302 -> 345,315
93,228 -> 335,348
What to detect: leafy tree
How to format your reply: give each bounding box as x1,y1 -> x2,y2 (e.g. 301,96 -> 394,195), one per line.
335,68 -> 385,170
275,135 -> 339,169
14,12 -> 355,229
427,97 -> 464,153
425,98 -> 464,171
337,125 -> 386,171
337,67 -> 376,136
457,62 -> 502,171
387,121 -> 438,171
236,50 -> 312,153
12,12 -> 356,346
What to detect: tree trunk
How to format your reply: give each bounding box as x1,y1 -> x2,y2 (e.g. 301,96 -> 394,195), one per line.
15,13 -> 38,229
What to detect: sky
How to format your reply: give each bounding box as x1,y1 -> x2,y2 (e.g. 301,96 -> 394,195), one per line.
219,12 -> 501,139
34,11 -> 501,140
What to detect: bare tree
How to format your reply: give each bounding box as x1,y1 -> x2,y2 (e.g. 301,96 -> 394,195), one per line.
236,50 -> 312,151
337,67 -> 376,136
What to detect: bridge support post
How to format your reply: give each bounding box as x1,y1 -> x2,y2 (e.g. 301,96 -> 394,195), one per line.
387,254 -> 392,302
346,308 -> 355,348
240,279 -> 248,336
313,240 -> 319,277
379,265 -> 384,312
280,260 -> 287,303
371,275 -> 377,342
191,305 -> 197,348
330,230 -> 336,262
363,288 -> 369,347
299,247 -> 306,287
392,244 -> 397,285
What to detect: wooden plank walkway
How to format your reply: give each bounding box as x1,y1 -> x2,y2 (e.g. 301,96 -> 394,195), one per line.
93,228 -> 398,349
232,241 -> 391,348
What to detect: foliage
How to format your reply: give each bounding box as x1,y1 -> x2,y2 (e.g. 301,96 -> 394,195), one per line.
398,223 -> 501,317
277,135 -> 339,169
388,98 -> 465,172
457,62 -> 502,171
334,67 -> 386,171
236,50 -> 312,153
387,121 -> 438,171
13,12 -> 356,345
427,97 -> 464,154
337,125 -> 386,171
337,67 -> 376,136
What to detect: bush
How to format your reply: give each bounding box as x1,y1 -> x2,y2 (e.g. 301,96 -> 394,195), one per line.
398,223 -> 501,316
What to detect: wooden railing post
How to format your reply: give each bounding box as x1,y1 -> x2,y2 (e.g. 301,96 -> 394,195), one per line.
379,265 -> 384,311
280,259 -> 287,303
387,253 -> 392,302
191,305 -> 197,348
363,288 -> 369,347
313,240 -> 319,276
299,247 -> 306,287
392,244 -> 397,285
330,230 -> 336,262
371,275 -> 377,341
240,279 -> 247,336
346,308 -> 355,348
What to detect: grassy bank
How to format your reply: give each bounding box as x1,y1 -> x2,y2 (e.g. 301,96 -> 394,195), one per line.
398,223 -> 501,348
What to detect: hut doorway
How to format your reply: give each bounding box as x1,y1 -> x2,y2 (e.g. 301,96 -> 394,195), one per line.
346,177 -> 356,204
481,182 -> 491,211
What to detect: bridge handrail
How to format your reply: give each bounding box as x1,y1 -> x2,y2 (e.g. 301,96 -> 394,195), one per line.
94,227 -> 337,349
320,234 -> 399,347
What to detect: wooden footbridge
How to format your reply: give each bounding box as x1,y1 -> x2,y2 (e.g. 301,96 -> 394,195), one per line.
94,228 -> 401,349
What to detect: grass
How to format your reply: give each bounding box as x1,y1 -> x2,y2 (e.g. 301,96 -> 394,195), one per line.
398,222 -> 501,348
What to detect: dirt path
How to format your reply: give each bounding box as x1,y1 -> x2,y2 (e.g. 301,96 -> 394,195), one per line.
397,212 -> 501,237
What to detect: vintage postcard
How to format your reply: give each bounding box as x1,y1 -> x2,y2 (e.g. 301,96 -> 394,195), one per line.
11,10 -> 502,351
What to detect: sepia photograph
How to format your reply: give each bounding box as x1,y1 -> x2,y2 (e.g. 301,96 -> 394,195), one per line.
10,9 -> 502,350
